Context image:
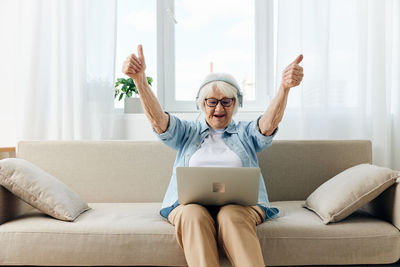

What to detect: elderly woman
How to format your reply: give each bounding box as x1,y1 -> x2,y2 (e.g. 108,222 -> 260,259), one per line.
122,45 -> 303,267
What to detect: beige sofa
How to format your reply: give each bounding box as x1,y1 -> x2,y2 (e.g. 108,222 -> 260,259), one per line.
0,140 -> 399,266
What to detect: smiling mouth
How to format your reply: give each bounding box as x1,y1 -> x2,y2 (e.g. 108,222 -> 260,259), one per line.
213,114 -> 225,118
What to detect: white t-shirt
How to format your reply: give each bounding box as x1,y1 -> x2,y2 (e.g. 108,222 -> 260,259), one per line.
188,128 -> 242,167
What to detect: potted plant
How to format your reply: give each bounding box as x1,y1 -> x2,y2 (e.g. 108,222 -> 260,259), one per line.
114,76 -> 153,113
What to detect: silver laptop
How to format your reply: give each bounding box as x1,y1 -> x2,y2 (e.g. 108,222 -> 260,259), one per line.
176,167 -> 260,206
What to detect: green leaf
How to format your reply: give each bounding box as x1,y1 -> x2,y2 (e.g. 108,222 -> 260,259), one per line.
114,76 -> 153,98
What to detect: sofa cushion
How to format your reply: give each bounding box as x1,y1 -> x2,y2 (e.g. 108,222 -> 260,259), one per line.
0,202 -> 398,266
258,201 -> 400,266
303,163 -> 400,224
0,158 -> 90,221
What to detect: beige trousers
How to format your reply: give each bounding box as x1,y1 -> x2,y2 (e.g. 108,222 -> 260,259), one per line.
168,204 -> 265,267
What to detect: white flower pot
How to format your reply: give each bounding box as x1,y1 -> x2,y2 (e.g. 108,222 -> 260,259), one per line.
124,97 -> 143,113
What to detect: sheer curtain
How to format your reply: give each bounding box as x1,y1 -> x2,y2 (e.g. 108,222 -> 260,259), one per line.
2,0 -> 116,143
274,0 -> 400,170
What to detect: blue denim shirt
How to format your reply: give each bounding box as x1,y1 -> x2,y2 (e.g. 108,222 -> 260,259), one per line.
155,112 -> 280,222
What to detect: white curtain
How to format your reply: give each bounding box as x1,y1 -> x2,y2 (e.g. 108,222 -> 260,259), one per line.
274,0 -> 400,170
1,0 -> 116,143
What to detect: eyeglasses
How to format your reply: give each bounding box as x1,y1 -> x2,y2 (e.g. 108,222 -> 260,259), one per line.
205,98 -> 235,107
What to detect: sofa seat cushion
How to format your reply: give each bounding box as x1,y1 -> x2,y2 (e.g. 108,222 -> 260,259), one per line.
259,201 -> 400,266
0,203 -> 187,266
0,201 -> 399,266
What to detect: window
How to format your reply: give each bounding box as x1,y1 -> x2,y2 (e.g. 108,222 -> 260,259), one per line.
115,1 -> 364,113
160,0 -> 273,112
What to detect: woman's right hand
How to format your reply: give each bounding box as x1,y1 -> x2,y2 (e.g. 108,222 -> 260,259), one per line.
122,44 -> 147,82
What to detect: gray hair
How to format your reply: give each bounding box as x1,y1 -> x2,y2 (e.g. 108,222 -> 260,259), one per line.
197,81 -> 239,114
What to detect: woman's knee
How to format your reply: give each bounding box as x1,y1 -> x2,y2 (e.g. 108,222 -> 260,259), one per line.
181,204 -> 214,226
218,205 -> 264,228
217,204 -> 249,225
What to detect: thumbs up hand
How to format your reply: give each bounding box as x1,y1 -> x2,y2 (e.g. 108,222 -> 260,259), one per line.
122,44 -> 147,82
280,54 -> 304,91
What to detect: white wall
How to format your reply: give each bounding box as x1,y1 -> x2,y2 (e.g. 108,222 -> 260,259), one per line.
0,111 -> 268,146
2,109 -> 370,147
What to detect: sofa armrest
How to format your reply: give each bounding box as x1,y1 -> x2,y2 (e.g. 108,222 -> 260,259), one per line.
362,180 -> 400,230
0,186 -> 33,224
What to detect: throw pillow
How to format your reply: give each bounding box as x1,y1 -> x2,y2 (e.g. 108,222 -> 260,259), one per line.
303,163 -> 400,224
0,158 -> 90,221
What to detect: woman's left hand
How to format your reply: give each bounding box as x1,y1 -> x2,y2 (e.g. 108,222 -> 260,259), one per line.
280,54 -> 304,91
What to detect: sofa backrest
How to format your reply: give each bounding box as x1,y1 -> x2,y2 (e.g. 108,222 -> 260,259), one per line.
17,140 -> 371,203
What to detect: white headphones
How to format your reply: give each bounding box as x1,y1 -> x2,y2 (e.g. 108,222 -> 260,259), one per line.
196,72 -> 243,110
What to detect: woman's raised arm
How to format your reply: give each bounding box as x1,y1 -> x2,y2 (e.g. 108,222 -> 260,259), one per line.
122,45 -> 169,134
258,54 -> 304,136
